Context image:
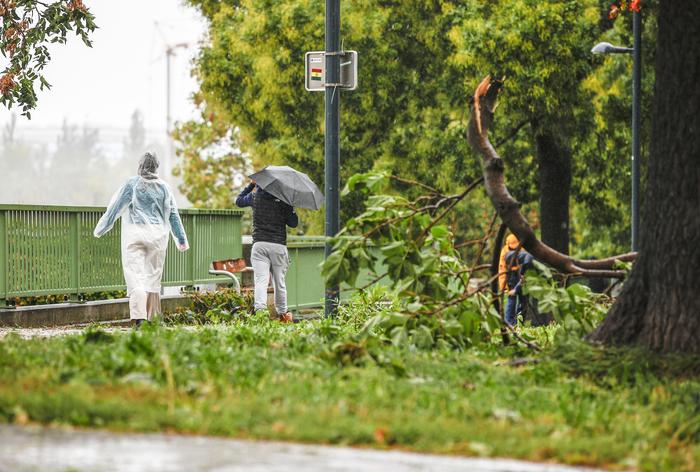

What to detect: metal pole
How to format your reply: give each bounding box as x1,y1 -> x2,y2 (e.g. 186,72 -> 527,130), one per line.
324,0 -> 340,316
166,48 -> 172,179
631,10 -> 642,251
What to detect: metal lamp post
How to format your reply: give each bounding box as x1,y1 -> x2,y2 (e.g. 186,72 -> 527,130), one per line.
325,0 -> 341,316
305,2 -> 356,316
592,10 -> 642,252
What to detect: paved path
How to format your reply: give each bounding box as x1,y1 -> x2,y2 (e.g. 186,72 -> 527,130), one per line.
0,316 -> 322,340
0,425 -> 603,472
0,324 -> 129,339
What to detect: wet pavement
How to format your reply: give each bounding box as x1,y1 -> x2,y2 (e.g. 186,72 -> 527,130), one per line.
0,321 -> 131,339
0,425 -> 604,472
0,326 -> 105,339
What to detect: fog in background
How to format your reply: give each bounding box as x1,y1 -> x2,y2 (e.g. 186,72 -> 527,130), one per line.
0,0 -> 205,207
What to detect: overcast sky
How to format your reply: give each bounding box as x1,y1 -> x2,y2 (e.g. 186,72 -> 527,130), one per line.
0,0 -> 205,146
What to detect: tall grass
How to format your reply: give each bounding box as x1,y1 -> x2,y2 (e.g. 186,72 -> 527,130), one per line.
0,299 -> 697,471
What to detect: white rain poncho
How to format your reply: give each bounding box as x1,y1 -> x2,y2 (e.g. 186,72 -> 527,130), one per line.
94,152 -> 189,320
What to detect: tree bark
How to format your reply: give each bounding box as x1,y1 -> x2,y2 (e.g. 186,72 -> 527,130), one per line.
590,1 -> 700,353
535,132 -> 571,255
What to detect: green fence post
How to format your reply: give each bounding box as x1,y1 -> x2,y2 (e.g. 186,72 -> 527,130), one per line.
68,212 -> 82,303
188,214 -> 196,288
0,210 -> 7,308
293,247 -> 299,313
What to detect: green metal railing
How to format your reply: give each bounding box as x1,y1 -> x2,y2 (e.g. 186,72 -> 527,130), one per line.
0,205 -> 243,306
285,236 -> 384,311
0,205 -> 382,312
286,237 -> 327,310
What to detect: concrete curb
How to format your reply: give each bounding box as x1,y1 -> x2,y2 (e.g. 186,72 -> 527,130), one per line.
0,295 -> 191,328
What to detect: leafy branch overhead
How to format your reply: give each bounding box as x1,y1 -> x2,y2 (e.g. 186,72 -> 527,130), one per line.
0,0 -> 96,117
609,0 -> 642,20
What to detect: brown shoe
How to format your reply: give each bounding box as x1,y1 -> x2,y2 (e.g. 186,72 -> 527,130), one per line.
279,312 -> 293,323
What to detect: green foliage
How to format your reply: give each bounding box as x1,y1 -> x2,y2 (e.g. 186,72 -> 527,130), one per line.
0,310 -> 698,470
179,0 -> 654,252
449,1 -> 600,132
523,262 -> 610,335
570,0 -> 658,257
323,172 -> 506,348
12,290 -> 126,307
0,0 -> 96,117
324,172 -> 632,352
179,0 -> 486,227
172,112 -> 248,209
447,0 -> 631,254
165,288 -> 253,325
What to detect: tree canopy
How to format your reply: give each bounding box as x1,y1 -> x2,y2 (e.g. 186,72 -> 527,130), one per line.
179,0 -> 653,256
0,0 -> 96,117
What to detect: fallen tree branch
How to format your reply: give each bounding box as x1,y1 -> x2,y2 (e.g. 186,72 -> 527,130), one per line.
466,76 -> 636,278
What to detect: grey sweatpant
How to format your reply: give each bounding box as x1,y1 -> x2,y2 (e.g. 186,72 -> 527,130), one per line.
251,241 -> 290,314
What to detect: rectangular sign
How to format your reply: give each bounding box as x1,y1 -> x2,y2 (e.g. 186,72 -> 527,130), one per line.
340,51 -> 358,91
305,51 -> 358,91
305,52 -> 325,91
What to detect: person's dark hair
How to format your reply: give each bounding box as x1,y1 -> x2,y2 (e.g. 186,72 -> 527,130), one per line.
138,152 -> 159,178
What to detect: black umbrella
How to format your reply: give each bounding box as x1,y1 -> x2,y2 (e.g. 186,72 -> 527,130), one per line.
249,166 -> 324,210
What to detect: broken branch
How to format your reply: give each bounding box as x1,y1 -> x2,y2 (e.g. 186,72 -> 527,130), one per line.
466,76 -> 636,278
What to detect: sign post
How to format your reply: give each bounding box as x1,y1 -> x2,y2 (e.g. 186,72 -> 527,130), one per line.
324,0 -> 341,317
305,17 -> 358,316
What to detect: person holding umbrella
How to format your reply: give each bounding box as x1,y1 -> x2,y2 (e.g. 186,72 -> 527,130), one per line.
236,166 -> 323,322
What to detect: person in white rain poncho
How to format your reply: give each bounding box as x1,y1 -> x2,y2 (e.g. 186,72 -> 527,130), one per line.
94,152 -> 189,326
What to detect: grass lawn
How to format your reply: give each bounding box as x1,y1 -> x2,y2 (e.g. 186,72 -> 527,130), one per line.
0,311 -> 698,471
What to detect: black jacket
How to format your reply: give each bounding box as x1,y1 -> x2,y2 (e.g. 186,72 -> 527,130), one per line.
236,183 -> 298,245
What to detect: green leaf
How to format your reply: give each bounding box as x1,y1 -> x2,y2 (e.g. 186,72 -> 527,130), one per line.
390,326 -> 408,347
411,325 -> 434,350
430,225 -> 450,239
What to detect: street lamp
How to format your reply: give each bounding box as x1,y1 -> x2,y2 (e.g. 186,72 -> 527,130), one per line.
591,10 -> 642,252
591,42 -> 633,54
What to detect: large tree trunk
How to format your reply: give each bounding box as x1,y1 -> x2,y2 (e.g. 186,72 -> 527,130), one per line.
590,1 -> 700,353
536,132 -> 571,255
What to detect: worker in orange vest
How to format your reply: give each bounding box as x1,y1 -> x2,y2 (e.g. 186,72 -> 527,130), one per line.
498,234 -> 520,292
